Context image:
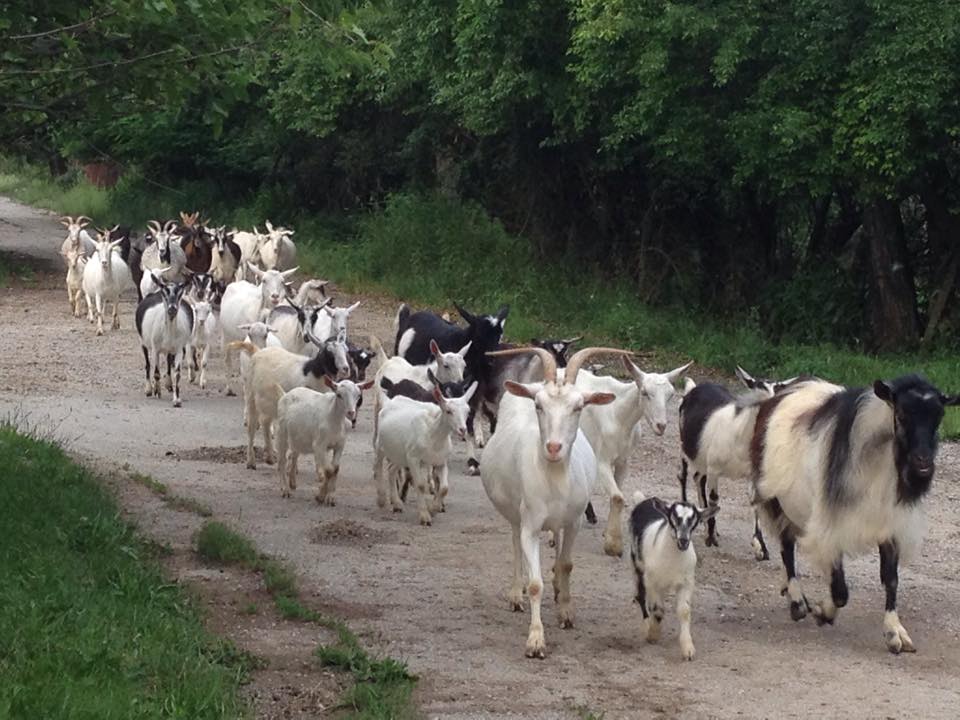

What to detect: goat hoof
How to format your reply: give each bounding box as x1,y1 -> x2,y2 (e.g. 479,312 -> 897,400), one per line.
173,399 -> 182,408
559,615 -> 574,629
281,489 -> 291,498
681,643 -> 696,661
511,601 -> 524,612
790,599 -> 809,622
246,462 -> 257,470
602,540 -> 624,558
392,506 -> 403,513
705,534 -> 719,548
465,464 -> 480,476
225,388 -> 236,397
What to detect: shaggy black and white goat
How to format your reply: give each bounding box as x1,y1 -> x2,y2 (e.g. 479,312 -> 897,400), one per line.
677,366 -> 799,560
630,493 -> 718,660
750,374 -> 958,653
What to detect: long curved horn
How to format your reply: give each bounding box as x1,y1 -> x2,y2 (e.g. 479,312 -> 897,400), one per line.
163,219 -> 178,233
77,215 -> 93,227
146,220 -> 162,234
565,347 -> 634,385
487,346 -> 557,384
561,335 -> 583,345
59,215 -> 74,226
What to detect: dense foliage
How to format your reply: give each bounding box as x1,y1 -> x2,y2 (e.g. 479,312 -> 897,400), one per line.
3,1 -> 960,349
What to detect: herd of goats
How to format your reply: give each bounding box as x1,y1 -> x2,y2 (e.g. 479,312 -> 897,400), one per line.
56,212 -> 958,661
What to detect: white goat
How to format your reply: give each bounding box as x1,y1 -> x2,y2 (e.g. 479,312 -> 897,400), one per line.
374,381 -> 478,524
81,230 -> 133,336
187,298 -> 218,389
276,378 -> 374,503
370,335 -> 470,438
629,492 -> 718,661
267,298 -> 333,355
135,278 -> 194,407
63,246 -> 88,318
233,336 -> 351,469
59,215 -> 96,286
219,264 -> 298,395
313,301 -> 361,343
139,220 -> 188,297
231,228 -> 264,280
481,346 -> 625,658
575,358 -> 692,556
258,220 -> 297,271
237,322 -> 282,426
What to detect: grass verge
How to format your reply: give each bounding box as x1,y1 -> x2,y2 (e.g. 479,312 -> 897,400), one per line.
0,423 -> 251,718
4,156 -> 960,436
129,470 -> 214,517
194,520 -> 418,719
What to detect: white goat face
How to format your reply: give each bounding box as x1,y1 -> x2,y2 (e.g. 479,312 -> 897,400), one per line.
95,236 -> 122,270
429,339 -> 468,382
327,338 -> 351,380
324,302 -> 360,340
436,382 -> 477,440
193,300 -> 212,328
252,266 -> 298,307
624,359 -> 692,436
327,378 -> 374,426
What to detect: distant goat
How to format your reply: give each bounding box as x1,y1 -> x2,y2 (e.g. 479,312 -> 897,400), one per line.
82,229 -> 133,336
177,211 -> 212,274
258,220 -> 297,271
135,278 -> 194,407
140,220 -> 188,297
63,246 -> 88,318
207,226 -> 242,283
187,298 -> 218,389
751,374 -> 958,653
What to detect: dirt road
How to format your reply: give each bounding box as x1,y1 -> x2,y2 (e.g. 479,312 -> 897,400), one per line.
3,195 -> 960,719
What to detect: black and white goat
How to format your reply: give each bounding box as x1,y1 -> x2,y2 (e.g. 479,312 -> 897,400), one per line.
751,374 -> 958,653
135,277 -> 194,407
677,366 -> 799,560
629,492 -> 718,661
207,226 -> 242,284
394,302 -> 509,473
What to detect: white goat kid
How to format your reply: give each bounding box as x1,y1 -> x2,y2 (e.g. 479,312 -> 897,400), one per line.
64,246 -> 88,318
575,358 -> 692,556
276,378 -> 374,503
481,346 -> 625,658
135,278 -> 194,406
258,220 -> 297,271
187,298 -> 218,389
237,322 -> 282,425
219,264 -> 298,395
629,492 -> 718,661
313,301 -> 361,344
82,229 -> 132,336
374,381 -> 478,524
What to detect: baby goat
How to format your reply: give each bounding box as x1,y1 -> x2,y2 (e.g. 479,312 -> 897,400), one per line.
629,492 -> 718,661
276,378 -> 374,503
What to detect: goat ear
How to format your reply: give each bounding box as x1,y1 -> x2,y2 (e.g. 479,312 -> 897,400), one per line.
458,340 -> 472,357
432,386 -> 444,404
427,368 -> 439,387
940,394 -> 960,406
583,391 -> 616,406
360,379 -> 375,391
699,505 -> 720,521
735,365 -> 757,388
665,361 -> 693,384
504,381 -> 537,400
454,302 -> 476,324
462,381 -> 479,403
280,266 -> 299,279
496,304 -> 510,322
347,301 -> 360,313
874,380 -> 894,404
323,375 -> 337,391
430,339 -> 441,358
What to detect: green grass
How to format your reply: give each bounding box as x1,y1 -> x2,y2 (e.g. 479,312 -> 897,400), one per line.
0,423 -> 250,719
190,519 -> 419,719
5,156 -> 960,437
129,470 -> 214,517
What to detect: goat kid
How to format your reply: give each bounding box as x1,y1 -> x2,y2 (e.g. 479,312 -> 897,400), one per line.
276,377 -> 374,503
374,381 -> 478,524
629,492 -> 718,660
187,298 -> 218,389
63,246 -> 88,318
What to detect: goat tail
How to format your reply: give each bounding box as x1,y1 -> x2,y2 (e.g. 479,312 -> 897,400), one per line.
228,340 -> 259,356
632,490 -> 646,505
394,303 -> 410,332
681,377 -> 697,396
274,383 -> 286,399
369,333 -> 389,366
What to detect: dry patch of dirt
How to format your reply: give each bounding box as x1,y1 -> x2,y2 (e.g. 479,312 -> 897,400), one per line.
310,517 -> 395,547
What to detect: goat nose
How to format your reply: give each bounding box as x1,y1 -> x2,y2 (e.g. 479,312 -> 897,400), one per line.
655,422 -> 666,436
546,441 -> 562,458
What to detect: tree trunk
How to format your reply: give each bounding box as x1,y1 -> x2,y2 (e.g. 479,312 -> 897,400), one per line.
862,198 -> 919,351
920,185 -> 960,344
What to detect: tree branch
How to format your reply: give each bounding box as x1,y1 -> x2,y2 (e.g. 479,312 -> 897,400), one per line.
4,10 -> 117,41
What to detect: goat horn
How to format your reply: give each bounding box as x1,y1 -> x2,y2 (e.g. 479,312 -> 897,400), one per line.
487,346 -> 558,384
562,335 -> 583,345
59,215 -> 74,225
77,215 -> 93,226
147,220 -> 162,234
565,347 -> 634,385
164,219 -> 178,233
